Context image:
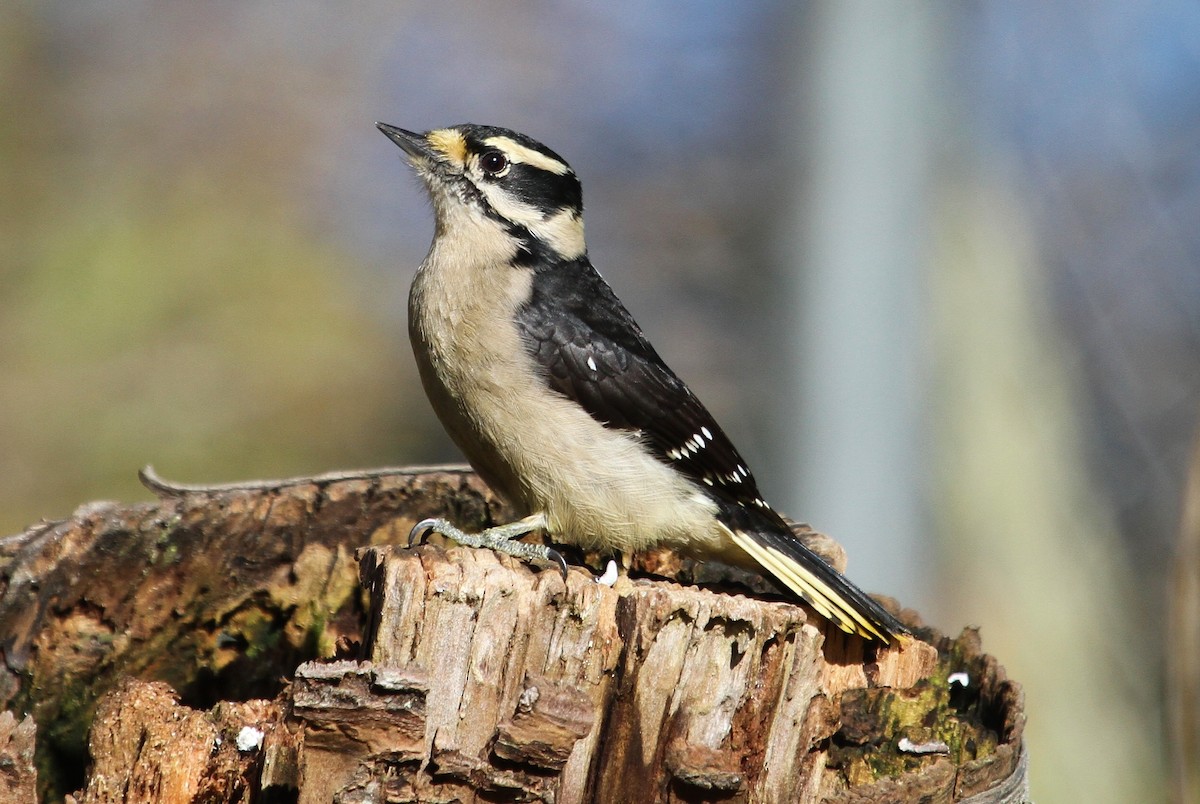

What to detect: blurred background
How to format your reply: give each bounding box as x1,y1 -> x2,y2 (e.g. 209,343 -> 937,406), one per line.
2,2 -> 1197,801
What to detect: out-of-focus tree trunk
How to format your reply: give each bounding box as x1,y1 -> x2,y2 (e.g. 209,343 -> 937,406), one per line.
1168,419 -> 1200,804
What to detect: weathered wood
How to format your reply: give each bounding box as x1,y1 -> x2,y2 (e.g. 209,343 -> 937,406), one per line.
80,680 -> 282,804
0,465 -> 501,797
0,467 -> 1029,800
277,545 -> 1025,803
0,710 -> 38,803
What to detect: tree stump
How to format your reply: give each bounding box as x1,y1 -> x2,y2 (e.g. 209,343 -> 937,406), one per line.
0,467 -> 1028,802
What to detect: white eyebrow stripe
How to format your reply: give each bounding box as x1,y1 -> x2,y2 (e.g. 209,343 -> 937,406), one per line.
483,135 -> 571,175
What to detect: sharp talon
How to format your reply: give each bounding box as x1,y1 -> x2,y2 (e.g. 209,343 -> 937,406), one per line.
549,549 -> 568,581
408,518 -> 439,548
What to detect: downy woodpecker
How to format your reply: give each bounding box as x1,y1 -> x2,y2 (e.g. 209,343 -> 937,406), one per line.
378,122 -> 907,643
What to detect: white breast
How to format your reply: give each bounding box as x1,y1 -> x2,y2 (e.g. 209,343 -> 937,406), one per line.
409,205 -> 720,553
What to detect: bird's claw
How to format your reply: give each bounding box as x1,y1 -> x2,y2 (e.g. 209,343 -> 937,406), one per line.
405,515 -> 567,580
408,517 -> 441,548
548,548 -> 569,581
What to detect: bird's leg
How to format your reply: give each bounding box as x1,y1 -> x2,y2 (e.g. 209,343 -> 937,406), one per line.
408,513 -> 568,579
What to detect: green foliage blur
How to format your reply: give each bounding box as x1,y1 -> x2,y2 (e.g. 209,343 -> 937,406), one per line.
0,9 -> 429,535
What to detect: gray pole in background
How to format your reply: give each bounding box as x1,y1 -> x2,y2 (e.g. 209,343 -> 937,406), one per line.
776,3 -> 939,608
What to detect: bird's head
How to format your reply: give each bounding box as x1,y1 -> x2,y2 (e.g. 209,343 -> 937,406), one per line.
378,122 -> 586,263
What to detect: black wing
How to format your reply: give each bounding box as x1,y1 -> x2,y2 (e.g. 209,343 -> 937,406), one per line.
516,259 -> 908,643
515,259 -> 770,513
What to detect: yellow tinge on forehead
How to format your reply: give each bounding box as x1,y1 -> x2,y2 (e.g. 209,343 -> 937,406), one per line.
427,128 -> 469,164
482,136 -> 570,175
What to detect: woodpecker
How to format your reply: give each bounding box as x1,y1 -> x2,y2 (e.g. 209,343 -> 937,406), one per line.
378,122 -> 908,644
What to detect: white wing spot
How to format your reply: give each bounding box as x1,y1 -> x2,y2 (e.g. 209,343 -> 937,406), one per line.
701,426 -> 713,441
586,355 -> 598,372
702,476 -> 714,486
737,465 -> 749,478
667,448 -> 682,461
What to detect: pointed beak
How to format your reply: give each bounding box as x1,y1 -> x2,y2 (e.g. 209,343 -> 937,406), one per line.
376,123 -> 435,162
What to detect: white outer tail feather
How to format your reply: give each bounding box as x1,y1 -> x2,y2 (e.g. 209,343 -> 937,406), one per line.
726,525 -> 893,643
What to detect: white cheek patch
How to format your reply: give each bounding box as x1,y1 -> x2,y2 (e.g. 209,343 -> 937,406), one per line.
477,183 -> 546,231
538,207 -> 586,259
477,183 -> 586,260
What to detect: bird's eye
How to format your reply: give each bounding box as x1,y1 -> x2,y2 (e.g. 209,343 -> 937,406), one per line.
479,150 -> 509,175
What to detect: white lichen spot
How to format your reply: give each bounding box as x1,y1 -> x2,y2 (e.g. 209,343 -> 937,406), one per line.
898,737 -> 949,755
236,726 -> 264,753
517,685 -> 540,713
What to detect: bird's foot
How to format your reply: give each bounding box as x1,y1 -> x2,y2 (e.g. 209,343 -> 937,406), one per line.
408,514 -> 568,579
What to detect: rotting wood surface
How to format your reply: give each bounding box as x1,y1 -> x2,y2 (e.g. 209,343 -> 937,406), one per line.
0,467 -> 1028,802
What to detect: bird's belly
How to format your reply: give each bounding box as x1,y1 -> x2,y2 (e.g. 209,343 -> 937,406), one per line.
514,414 -> 722,553
420,346 -> 718,552
410,260 -> 720,553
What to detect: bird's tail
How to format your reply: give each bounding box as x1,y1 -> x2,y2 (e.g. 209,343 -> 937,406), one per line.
725,524 -> 909,644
